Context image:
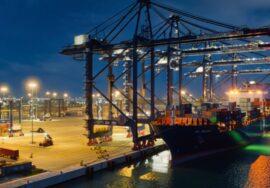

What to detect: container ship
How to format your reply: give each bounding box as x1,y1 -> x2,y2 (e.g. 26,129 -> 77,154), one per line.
153,88 -> 270,165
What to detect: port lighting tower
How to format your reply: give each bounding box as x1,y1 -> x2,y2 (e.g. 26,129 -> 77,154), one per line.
0,85 -> 9,119
0,85 -> 9,99
26,79 -> 39,144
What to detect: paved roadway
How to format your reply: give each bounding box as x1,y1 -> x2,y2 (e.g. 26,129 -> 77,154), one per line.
0,117 -> 163,171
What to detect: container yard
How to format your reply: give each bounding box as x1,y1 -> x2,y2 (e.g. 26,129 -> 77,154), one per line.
0,0 -> 270,187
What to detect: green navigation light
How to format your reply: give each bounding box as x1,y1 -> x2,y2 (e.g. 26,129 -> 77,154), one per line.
229,130 -> 246,144
244,145 -> 270,155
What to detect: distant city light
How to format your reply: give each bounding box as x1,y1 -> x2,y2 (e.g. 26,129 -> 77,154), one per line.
63,93 -> 69,98
46,91 -> 51,96
52,92 -> 58,97
0,85 -> 9,94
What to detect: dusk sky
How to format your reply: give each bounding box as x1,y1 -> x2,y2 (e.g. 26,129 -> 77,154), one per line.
0,0 -> 269,97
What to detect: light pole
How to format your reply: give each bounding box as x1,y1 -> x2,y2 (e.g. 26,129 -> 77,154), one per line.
0,85 -> 9,99
0,85 -> 12,135
113,91 -> 120,117
27,80 -> 39,144
19,97 -> 22,124
92,93 -> 98,118
52,92 -> 60,117
0,85 -> 9,119
63,93 -> 69,115
45,91 -> 51,115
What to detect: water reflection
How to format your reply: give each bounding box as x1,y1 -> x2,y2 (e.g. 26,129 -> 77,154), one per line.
53,130 -> 270,188
245,156 -> 270,188
53,146 -> 270,188
118,165 -> 134,178
151,150 -> 171,174
115,151 -> 171,186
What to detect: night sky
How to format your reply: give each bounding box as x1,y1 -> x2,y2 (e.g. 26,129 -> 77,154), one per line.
0,0 -> 269,97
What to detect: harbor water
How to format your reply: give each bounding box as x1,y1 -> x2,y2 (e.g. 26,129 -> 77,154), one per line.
53,120 -> 270,188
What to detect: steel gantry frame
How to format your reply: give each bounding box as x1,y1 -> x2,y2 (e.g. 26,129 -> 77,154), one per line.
61,0 -> 270,149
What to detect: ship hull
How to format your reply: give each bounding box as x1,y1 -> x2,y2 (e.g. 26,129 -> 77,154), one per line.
154,122 -> 264,165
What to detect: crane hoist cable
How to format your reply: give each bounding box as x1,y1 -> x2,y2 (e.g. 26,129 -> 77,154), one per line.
86,2 -> 137,35
151,0 -> 241,30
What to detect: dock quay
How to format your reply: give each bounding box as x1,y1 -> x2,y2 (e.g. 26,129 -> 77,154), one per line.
0,117 -> 166,187
0,144 -> 166,188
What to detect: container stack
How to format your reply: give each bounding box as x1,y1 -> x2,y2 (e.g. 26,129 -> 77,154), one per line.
216,109 -> 231,124
231,108 -> 243,124
228,102 -> 236,111
253,98 -> 260,108
265,99 -> 270,107
247,108 -> 260,120
0,120 -> 9,136
183,104 -> 192,114
239,98 -> 253,112
201,103 -> 211,111
264,99 -> 270,113
203,108 -> 243,125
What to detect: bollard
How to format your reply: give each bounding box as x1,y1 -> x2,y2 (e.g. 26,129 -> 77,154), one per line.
86,167 -> 94,178
125,155 -> 132,164
107,161 -> 115,170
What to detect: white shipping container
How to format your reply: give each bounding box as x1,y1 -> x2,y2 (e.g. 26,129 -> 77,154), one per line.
239,98 -> 250,103
240,103 -> 252,107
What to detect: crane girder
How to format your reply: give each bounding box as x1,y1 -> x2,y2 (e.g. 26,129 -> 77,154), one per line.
61,27 -> 270,55
186,69 -> 270,77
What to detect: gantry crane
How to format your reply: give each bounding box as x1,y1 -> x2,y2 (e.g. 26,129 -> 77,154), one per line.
61,0 -> 270,149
